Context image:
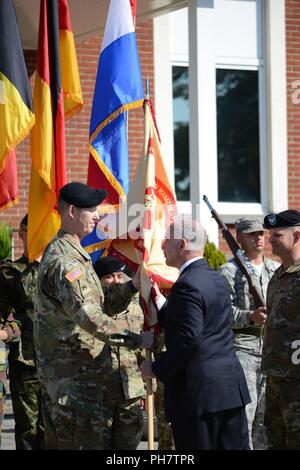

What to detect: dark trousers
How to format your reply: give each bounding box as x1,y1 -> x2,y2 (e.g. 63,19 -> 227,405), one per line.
265,375 -> 300,449
9,361 -> 44,450
171,406 -> 250,450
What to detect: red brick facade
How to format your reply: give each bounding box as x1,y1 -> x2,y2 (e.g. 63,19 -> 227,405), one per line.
220,0 -> 299,260
0,20 -> 153,257
1,5 -> 298,261
286,0 -> 300,209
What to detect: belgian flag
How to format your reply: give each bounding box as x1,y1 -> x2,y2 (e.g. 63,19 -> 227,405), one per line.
28,0 -> 83,261
0,0 -> 35,209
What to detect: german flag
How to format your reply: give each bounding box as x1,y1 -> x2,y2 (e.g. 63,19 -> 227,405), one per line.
0,0 -> 35,209
58,0 -> 83,118
28,0 -> 83,261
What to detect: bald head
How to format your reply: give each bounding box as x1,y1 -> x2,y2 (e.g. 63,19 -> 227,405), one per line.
163,216 -> 207,268
170,216 -> 207,251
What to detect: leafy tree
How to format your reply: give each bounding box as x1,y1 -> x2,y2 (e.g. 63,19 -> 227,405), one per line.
204,239 -> 226,270
0,223 -> 13,260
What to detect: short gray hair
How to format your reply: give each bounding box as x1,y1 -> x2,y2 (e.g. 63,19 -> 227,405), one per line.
169,215 -> 207,251
58,197 -> 70,215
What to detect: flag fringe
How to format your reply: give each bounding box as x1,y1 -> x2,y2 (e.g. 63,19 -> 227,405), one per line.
89,145 -> 127,200
89,99 -> 144,144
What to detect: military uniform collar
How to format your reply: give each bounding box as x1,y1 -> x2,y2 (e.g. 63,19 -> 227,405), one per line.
15,254 -> 40,268
57,229 -> 91,261
278,258 -> 300,277
285,258 -> 300,274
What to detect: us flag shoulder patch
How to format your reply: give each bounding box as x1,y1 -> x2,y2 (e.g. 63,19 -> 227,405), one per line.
65,268 -> 83,282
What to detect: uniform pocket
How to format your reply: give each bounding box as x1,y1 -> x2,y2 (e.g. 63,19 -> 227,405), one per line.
46,377 -> 103,414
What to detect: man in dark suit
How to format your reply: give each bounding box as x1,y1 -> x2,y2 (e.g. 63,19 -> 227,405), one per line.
141,217 -> 251,450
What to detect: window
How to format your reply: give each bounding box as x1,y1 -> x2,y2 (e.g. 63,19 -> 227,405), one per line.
172,66 -> 190,201
154,0 -> 285,223
216,69 -> 260,203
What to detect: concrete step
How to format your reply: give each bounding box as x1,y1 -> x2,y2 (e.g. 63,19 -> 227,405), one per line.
1,395 -> 16,450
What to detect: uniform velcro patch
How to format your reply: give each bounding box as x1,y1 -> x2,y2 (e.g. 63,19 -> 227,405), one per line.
65,268 -> 83,283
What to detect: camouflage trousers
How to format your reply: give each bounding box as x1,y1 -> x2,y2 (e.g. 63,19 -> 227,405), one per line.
40,377 -> 103,450
154,380 -> 174,450
103,397 -> 143,450
265,375 -> 300,450
235,350 -> 267,450
9,361 -> 44,450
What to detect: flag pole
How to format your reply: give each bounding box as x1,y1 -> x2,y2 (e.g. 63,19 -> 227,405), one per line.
144,77 -> 155,451
146,349 -> 155,450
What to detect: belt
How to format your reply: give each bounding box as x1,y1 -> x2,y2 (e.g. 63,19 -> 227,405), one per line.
233,326 -> 262,337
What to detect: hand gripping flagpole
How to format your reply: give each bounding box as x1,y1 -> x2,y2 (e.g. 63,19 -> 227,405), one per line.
144,77 -> 155,451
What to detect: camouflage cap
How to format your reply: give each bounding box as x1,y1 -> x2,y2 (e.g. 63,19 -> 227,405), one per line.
235,217 -> 265,234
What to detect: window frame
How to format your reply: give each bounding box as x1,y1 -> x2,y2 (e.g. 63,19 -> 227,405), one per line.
153,0 -> 287,229
215,62 -> 268,216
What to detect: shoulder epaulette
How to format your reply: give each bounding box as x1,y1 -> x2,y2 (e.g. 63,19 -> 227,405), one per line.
0,257 -> 26,275
0,258 -> 13,265
0,258 -> 14,270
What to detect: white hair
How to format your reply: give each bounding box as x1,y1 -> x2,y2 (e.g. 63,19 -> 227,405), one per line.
169,215 -> 207,251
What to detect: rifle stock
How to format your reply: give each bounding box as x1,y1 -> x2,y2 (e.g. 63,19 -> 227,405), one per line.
203,195 -> 265,308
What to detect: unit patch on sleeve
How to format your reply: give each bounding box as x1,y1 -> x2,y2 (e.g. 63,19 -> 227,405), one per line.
65,268 -> 83,283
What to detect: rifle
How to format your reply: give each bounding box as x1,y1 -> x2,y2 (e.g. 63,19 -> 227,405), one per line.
203,195 -> 265,309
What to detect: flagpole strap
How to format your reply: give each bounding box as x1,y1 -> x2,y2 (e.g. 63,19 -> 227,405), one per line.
146,348 -> 155,450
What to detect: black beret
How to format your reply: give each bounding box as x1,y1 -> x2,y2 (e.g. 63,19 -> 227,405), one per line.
264,210 -> 300,229
59,182 -> 107,208
94,256 -> 126,279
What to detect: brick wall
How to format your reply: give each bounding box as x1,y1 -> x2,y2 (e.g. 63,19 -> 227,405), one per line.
1,8 -> 291,262
286,0 -> 300,209
0,20 -> 154,258
217,0 -> 299,262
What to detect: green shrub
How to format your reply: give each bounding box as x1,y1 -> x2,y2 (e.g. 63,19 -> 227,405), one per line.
204,239 -> 226,270
0,223 -> 13,260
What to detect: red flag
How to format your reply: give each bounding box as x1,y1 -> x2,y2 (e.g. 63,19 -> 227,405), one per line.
28,0 -> 83,261
0,0 -> 35,209
0,150 -> 18,209
130,0 -> 137,24
110,100 -> 178,327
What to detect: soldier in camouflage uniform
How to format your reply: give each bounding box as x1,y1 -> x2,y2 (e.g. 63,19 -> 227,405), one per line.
219,218 -> 279,449
0,215 -> 44,449
34,183 -> 153,450
262,210 -> 300,449
94,256 -> 145,449
0,312 -> 20,448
